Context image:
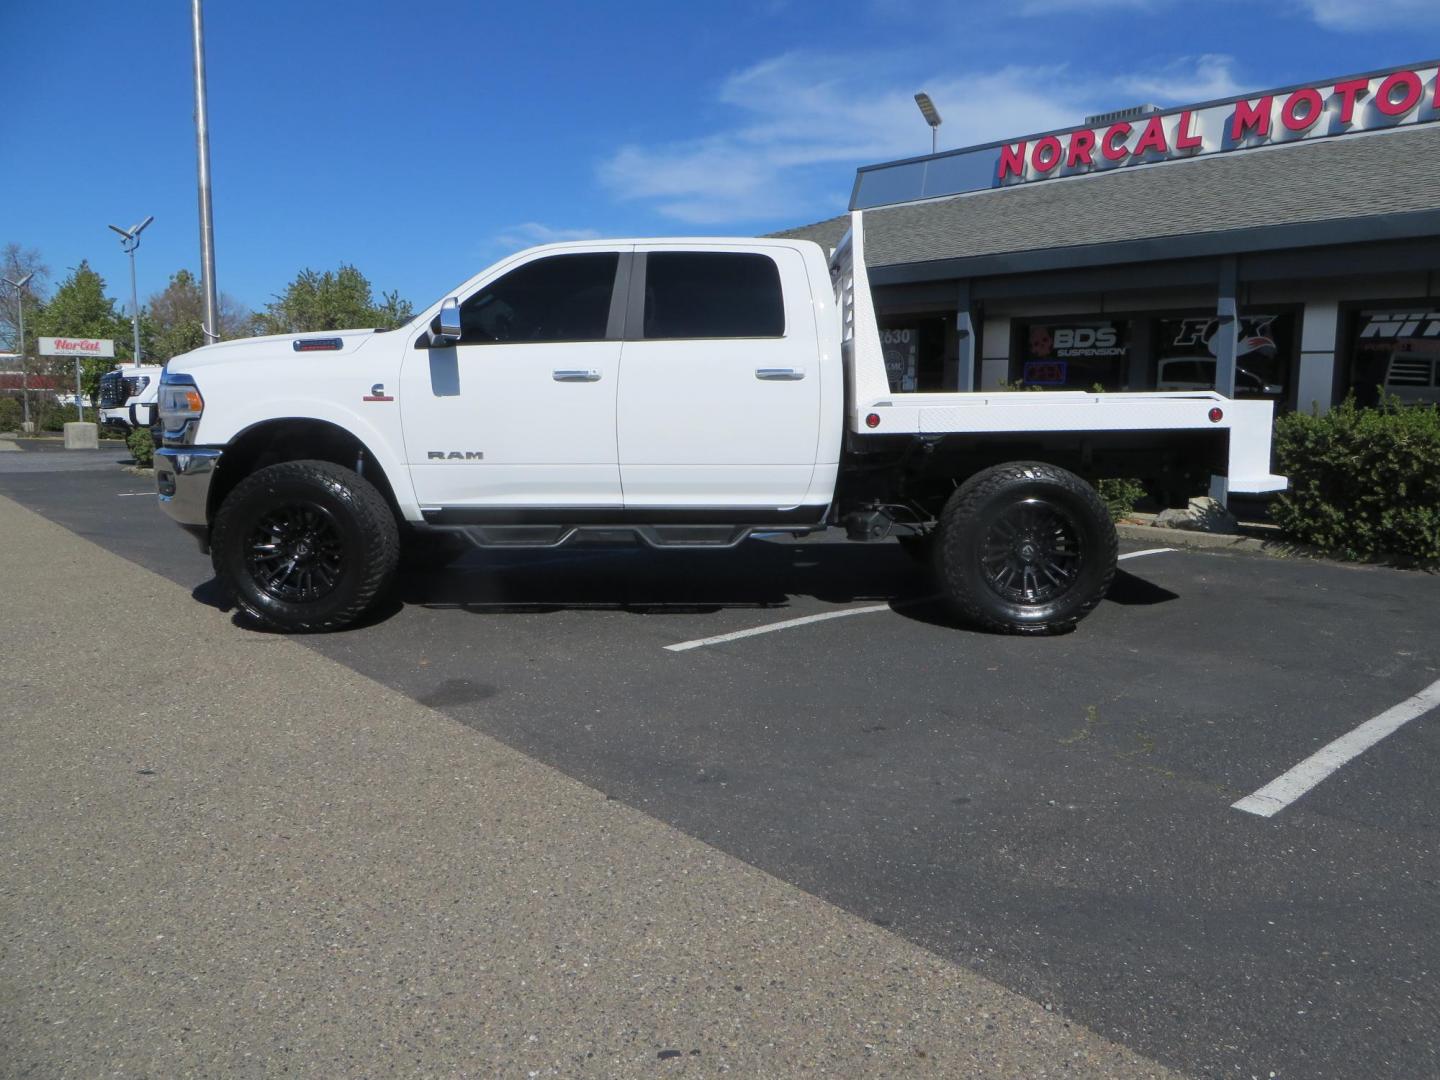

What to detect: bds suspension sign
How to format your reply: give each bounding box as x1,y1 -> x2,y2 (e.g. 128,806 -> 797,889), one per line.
997,61 -> 1440,185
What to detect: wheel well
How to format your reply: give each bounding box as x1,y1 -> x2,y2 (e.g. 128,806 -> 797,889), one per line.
208,418 -> 402,522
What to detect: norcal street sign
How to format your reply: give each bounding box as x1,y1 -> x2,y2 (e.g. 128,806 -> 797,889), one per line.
38,337 -> 115,358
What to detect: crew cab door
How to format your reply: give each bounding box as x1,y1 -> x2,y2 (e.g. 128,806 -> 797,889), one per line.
399,249 -> 630,509
617,245 -> 821,508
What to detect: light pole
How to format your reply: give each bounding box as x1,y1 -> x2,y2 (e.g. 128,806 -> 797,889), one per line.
192,0 -> 219,342
108,215 -> 154,369
914,92 -> 943,154
2,271 -> 33,428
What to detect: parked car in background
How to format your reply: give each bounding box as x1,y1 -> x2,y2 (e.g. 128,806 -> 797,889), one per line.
1156,358 -> 1282,397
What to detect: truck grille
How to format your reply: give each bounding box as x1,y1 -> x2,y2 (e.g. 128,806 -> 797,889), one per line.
98,372 -> 128,408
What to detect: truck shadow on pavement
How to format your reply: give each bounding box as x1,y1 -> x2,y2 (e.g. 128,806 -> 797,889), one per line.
399,541 -> 1181,626
192,541 -> 1178,632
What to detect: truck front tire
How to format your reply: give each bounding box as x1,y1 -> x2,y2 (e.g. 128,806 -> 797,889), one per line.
211,459 -> 400,632
934,462 -> 1117,635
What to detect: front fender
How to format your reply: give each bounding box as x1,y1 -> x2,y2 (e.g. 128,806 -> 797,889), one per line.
202,398 -> 420,520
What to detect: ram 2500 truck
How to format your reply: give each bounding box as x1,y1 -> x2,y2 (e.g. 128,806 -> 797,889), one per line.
154,212 -> 1285,635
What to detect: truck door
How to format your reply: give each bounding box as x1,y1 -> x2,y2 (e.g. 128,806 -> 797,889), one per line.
400,250 -> 629,509
617,246 -> 821,509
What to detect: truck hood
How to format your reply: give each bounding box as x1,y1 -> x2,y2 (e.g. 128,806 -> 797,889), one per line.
167,327 -> 387,372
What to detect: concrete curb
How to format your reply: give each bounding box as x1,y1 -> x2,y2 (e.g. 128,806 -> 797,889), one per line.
1117,521 -> 1276,555
1117,521 -> 1438,572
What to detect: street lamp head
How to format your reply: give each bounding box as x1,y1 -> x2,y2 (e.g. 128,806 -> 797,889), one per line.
130,215 -> 155,236
914,92 -> 943,129
108,223 -> 132,240
3,272 -> 33,290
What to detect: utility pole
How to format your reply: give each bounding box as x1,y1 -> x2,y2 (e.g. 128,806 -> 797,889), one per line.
192,0 -> 220,342
3,272 -> 33,428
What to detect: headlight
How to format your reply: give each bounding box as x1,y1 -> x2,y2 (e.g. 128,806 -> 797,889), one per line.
157,372 -> 204,445
124,374 -> 151,399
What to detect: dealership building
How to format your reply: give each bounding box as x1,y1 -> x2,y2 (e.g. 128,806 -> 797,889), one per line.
777,61 -> 1440,414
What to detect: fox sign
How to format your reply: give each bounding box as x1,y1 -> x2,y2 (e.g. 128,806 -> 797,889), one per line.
997,62 -> 1440,185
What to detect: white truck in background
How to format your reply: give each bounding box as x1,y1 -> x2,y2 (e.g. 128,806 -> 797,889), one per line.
153,211 -> 1285,635
98,364 -> 163,434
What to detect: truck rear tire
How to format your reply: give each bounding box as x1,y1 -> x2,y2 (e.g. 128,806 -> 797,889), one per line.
933,462 -> 1116,634
211,459 -> 400,632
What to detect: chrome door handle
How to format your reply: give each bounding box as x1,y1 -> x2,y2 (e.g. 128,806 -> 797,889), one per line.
553,369 -> 601,382
755,368 -> 805,380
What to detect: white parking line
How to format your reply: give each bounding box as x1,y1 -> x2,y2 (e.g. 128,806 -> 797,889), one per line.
665,547 -> 1177,652
1119,547 -> 1176,561
664,604 -> 894,652
1233,676 -> 1440,818
117,492 -> 156,497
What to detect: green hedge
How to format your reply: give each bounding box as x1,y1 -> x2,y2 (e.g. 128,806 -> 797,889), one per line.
126,426 -> 155,468
1096,477 -> 1145,522
0,397 -> 20,433
1273,398 -> 1440,562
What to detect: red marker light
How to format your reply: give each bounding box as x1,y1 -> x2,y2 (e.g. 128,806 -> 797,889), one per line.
865,413 -> 881,429
1208,407 -> 1224,423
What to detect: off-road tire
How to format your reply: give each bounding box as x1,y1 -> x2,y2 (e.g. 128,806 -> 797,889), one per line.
934,461 -> 1117,635
211,459 -> 400,632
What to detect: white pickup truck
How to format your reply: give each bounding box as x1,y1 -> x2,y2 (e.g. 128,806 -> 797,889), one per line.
154,212 -> 1285,634
98,364 -> 163,433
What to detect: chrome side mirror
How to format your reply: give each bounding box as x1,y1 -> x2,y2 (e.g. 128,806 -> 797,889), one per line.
434,297 -> 462,345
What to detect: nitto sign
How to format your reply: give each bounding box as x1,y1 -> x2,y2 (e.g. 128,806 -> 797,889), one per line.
38,337 -> 116,358
998,62 -> 1440,185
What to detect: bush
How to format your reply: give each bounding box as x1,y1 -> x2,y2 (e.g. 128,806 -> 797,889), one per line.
38,401 -> 74,432
1272,397 -> 1440,562
0,396 -> 20,433
1096,477 -> 1146,522
126,426 -> 155,468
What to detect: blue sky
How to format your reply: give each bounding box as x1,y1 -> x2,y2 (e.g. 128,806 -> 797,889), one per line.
1,0 -> 1432,319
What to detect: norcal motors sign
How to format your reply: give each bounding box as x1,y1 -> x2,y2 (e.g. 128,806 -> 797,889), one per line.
38,337 -> 116,358
998,62 -> 1440,185
851,61 -> 1440,208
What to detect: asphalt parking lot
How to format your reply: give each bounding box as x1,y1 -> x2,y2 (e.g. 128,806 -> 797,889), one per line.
2,446 -> 1438,1079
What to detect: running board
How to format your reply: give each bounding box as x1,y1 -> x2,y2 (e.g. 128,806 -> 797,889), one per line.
422,523 -> 821,551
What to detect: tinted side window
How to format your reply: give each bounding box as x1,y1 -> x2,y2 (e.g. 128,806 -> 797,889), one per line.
457,253 -> 618,344
643,252 -> 784,339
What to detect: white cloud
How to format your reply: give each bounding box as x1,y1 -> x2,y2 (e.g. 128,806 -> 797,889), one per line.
1115,54 -> 1244,105
494,222 -> 602,249
1297,0 -> 1436,29
598,51 -> 1245,226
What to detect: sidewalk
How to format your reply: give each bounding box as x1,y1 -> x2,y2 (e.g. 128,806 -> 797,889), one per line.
0,495 -> 1178,1078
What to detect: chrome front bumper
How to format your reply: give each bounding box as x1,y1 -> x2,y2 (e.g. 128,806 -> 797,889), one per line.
155,447 -> 222,528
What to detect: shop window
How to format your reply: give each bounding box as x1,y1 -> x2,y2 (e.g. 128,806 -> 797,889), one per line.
1154,313 -> 1291,400
1345,309 -> 1440,407
877,316 -> 950,391
1018,319 -> 1129,390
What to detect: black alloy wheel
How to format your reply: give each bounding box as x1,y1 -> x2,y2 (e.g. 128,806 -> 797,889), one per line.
934,461 -> 1117,634
245,504 -> 346,603
211,459 -> 399,632
979,497 -> 1083,606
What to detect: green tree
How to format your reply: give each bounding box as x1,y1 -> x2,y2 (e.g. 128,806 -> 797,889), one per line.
144,268 -> 251,361
257,264 -> 414,335
31,261 -> 130,408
